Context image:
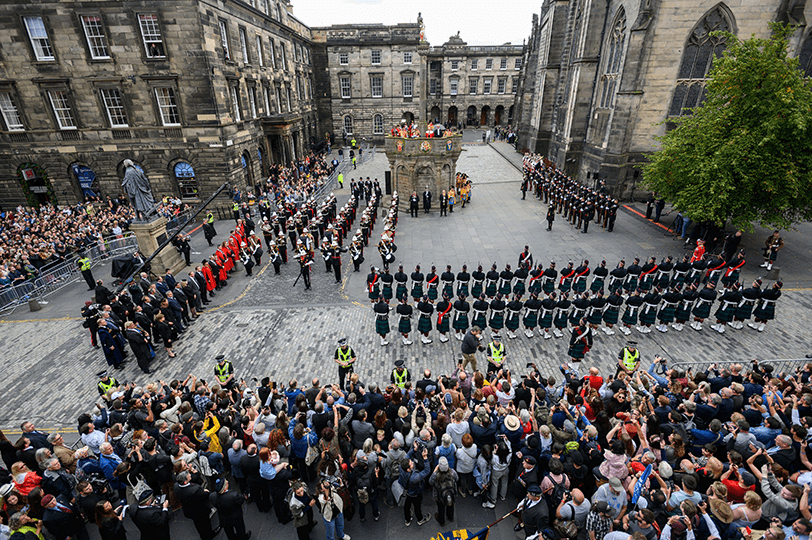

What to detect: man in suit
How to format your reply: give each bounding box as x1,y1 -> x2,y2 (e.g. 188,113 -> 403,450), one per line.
41,493 -> 89,540
131,489 -> 172,539
95,280 -> 114,306
175,471 -> 220,540
422,186 -> 432,214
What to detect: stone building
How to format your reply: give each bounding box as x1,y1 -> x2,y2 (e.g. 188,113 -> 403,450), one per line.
0,0 -> 317,208
513,0 -> 812,197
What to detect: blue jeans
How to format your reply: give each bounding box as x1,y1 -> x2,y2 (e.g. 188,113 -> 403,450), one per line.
324,512 -> 345,540
681,218 -> 692,239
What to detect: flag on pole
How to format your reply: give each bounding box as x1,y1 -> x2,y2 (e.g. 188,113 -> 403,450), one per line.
631,464 -> 653,505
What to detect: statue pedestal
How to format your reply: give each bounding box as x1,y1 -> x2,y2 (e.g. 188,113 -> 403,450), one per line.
384,135 -> 463,205
129,216 -> 184,277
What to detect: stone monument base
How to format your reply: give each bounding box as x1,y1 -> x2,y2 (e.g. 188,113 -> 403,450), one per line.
129,216 -> 184,278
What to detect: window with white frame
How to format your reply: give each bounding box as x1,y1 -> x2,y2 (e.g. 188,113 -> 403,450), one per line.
339,76 -> 351,99
512,77 -> 519,93
486,58 -> 493,70
451,60 -> 459,71
497,78 -> 506,94
469,77 -> 478,94
47,90 -> 76,129
371,76 -> 382,98
263,86 -> 271,113
239,27 -> 250,64
99,88 -> 128,127
269,38 -> 277,68
0,92 -> 24,131
339,52 -> 348,65
219,20 -> 231,60
248,87 -> 257,118
343,115 -> 353,135
23,16 -> 54,61
403,51 -> 412,64
401,74 -> 413,97
275,87 -> 282,114
138,14 -> 165,58
154,87 -> 180,126
500,58 -> 507,70
230,85 -> 241,121
515,58 -> 522,69
256,35 -> 264,67
429,79 -> 437,95
280,43 -> 287,70
449,78 -> 458,95
373,114 -> 383,135
295,43 -> 301,62
483,78 -> 492,94
81,15 -> 110,59
471,59 -> 478,70
371,49 -> 381,65
296,77 -> 302,100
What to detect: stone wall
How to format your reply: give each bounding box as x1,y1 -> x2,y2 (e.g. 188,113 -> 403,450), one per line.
384,135 -> 462,198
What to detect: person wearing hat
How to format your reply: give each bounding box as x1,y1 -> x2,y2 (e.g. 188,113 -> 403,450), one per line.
616,341 -> 641,377
586,500 -> 614,540
211,477 -> 252,540
512,456 -> 539,500
592,477 -> 628,524
175,470 -> 220,540
97,370 -> 119,399
373,294 -> 391,346
515,484 -> 549,538
416,295 -> 435,344
391,359 -> 411,390
130,488 -> 172,538
214,354 -> 235,390
750,280 -> 782,332
568,318 -> 593,363
429,456 -> 459,527
485,333 -> 507,374
334,338 -> 356,390
396,295 -> 414,345
329,240 -> 346,284
295,241 -> 313,290
41,492 -> 88,540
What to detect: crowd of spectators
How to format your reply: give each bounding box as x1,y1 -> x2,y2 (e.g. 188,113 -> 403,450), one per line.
0,353 -> 810,540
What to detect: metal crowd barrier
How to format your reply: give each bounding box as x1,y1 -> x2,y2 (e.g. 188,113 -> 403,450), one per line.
668,358 -> 809,376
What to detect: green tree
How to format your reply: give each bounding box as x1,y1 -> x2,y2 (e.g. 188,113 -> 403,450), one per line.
642,23 -> 812,230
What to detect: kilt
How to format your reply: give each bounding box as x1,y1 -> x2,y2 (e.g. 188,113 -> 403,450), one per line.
655,273 -> 671,289
686,272 -> 702,287
457,283 -> 470,298
705,272 -> 721,289
753,300 -> 776,320
573,277 -> 588,294
437,314 -> 450,333
498,281 -> 512,296
396,284 -> 408,301
587,308 -> 603,325
674,302 -> 694,322
608,278 -> 623,294
658,303 -> 677,323
621,306 -> 639,326
714,301 -> 737,323
721,271 -> 740,289
639,275 -> 654,292
539,310 -> 553,329
398,316 -> 412,334
513,281 -> 526,296
472,311 -> 487,329
603,306 -> 620,325
411,283 -> 423,300
369,285 -> 380,300
427,284 -> 438,301
693,300 -> 713,319
471,281 -> 483,298
453,312 -> 469,331
506,312 -> 521,331
569,309 -> 585,327
528,279 -> 542,294
442,283 -> 454,298
383,284 -> 393,301
489,311 -> 504,330
734,300 -> 755,320
542,279 -> 555,294
640,304 -> 658,325
590,278 -> 605,294
671,273 -> 687,289
568,339 -> 587,359
554,311 -> 569,329
559,279 -> 572,293
375,316 -> 390,335
485,281 -> 497,297
418,314 -> 433,333
624,276 -> 639,293
523,310 -> 539,328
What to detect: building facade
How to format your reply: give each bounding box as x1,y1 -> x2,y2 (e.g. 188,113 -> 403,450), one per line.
0,0 -> 317,208
513,0 -> 812,198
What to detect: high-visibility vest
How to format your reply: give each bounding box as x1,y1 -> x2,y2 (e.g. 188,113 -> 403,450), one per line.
336,347 -> 353,368
98,377 -> 118,395
207,212 -> 214,224
216,361 -> 233,383
79,257 -> 91,271
392,368 -> 408,389
232,203 -> 239,212
622,348 -> 640,371
489,342 -> 505,365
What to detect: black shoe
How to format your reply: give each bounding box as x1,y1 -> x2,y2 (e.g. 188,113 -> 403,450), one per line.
143,370 -> 155,374
212,526 -> 221,536
514,524 -> 524,532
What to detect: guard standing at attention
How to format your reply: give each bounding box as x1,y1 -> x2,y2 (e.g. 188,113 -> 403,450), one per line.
334,338 -> 356,389
78,252 -> 95,290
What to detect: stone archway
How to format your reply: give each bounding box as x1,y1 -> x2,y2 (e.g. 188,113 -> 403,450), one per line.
448,106 -> 458,127
495,105 -> 504,125
480,106 -> 491,126
416,165 -> 433,194
402,111 -> 414,124
430,106 -> 441,123
466,106 -> 477,126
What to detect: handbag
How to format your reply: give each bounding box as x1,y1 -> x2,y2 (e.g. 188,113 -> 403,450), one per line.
554,519 -> 579,539
305,438 -> 320,466
391,478 -> 405,505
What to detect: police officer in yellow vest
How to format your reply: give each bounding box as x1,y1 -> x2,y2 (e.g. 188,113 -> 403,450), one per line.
616,341 -> 641,376
78,252 -> 95,290
334,338 -> 356,390
486,333 -> 506,375
97,370 -> 118,401
390,359 -> 410,389
215,354 -> 236,389
232,202 -> 240,222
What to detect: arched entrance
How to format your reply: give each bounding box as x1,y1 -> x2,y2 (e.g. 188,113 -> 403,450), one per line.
401,111 -> 414,124
430,106 -> 441,123
495,105 -> 504,125
415,166 -> 433,194
480,106 -> 491,126
17,163 -> 57,207
466,106 -> 477,126
241,151 -> 254,192
70,163 -> 99,200
172,161 -> 198,199
447,106 -> 458,127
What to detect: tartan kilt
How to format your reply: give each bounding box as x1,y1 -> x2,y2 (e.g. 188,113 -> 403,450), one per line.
472,312 -> 487,329
638,276 -> 653,292
542,280 -> 555,294
411,284 -> 423,300
553,312 -> 569,328
417,314 -> 433,333
705,274 -> 720,289
427,285 -> 438,301
603,307 -> 620,325
485,281 -> 498,297
686,273 -> 702,287
621,307 -> 639,326
721,272 -> 739,289
489,312 -> 504,330
528,280 -> 542,294
573,278 -> 587,294
693,301 -> 713,319
559,280 -> 572,293
383,285 -> 393,301
587,309 -> 603,326
498,282 -> 512,296
396,284 -> 408,301
398,317 -> 412,334
523,311 -> 539,328
539,311 -> 553,329
442,284 -> 454,298
437,315 -> 450,333
671,274 -> 687,289
590,279 -> 605,294
658,304 -> 677,323
471,281 -> 483,298
624,276 -> 639,292
640,305 -> 658,325
569,309 -> 585,326
368,286 -> 380,301
568,340 -> 587,359
655,274 -> 671,289
714,304 -> 736,323
753,302 -> 776,320
734,301 -> 755,320
506,312 -> 521,331
608,279 -> 623,294
375,317 -> 390,335
457,283 -> 470,298
513,282 -> 526,296
453,313 -> 469,331
674,303 -> 693,322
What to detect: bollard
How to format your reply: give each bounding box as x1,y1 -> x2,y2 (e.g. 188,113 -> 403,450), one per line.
28,298 -> 42,312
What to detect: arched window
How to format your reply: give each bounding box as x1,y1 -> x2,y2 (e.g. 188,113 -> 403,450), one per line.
599,10 -> 626,108
668,5 -> 733,117
373,113 -> 383,135
173,161 -> 198,199
798,33 -> 812,77
343,115 -> 353,135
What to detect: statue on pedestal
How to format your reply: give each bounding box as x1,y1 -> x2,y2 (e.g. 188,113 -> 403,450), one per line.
121,159 -> 156,220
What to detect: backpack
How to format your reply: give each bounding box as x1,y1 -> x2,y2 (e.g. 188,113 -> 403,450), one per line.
544,474 -> 569,509
388,453 -> 405,479
437,471 -> 456,506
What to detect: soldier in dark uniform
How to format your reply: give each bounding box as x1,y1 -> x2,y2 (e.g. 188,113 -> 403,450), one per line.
394,264 -> 409,301
498,264 -> 514,297
518,246 -> 534,269
471,265 -> 486,298
452,293 -> 470,341
528,263 -> 543,296
505,294 -> 523,339
721,250 -> 746,289
704,254 -> 726,289
553,292 -> 571,338
330,241 -> 346,284
638,256 -> 658,293
426,265 -> 440,301
537,291 -> 556,339
620,290 -> 644,336
656,287 -> 682,333
396,296 -> 414,345
691,282 -> 718,331
570,292 -> 590,328
673,283 -> 697,331
374,294 -> 391,346
624,257 -> 642,293
277,231 -> 288,264
671,254 -> 691,290
638,286 -> 661,333
572,260 -> 591,295
559,262 -> 576,294
750,280 -> 781,332
732,278 -> 760,329
607,260 -> 627,294
589,260 -> 608,294
546,205 -> 555,231
712,282 -> 741,333
456,265 -> 470,298
522,291 -> 541,338
489,293 -> 506,336
567,318 -> 593,363
269,240 -> 282,275
471,295 -> 489,332
296,242 -> 313,291
435,293 -> 452,343
581,200 -> 595,234
602,289 -> 623,335
485,264 -> 500,298
541,262 -> 557,296
416,295 -> 434,344
587,290 -> 607,332
656,256 -> 674,289
411,265 -> 424,301
381,266 -> 394,302
441,265 -> 455,299
409,191 -> 419,217
350,235 -> 364,272
687,256 -> 708,288
367,266 -> 381,303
